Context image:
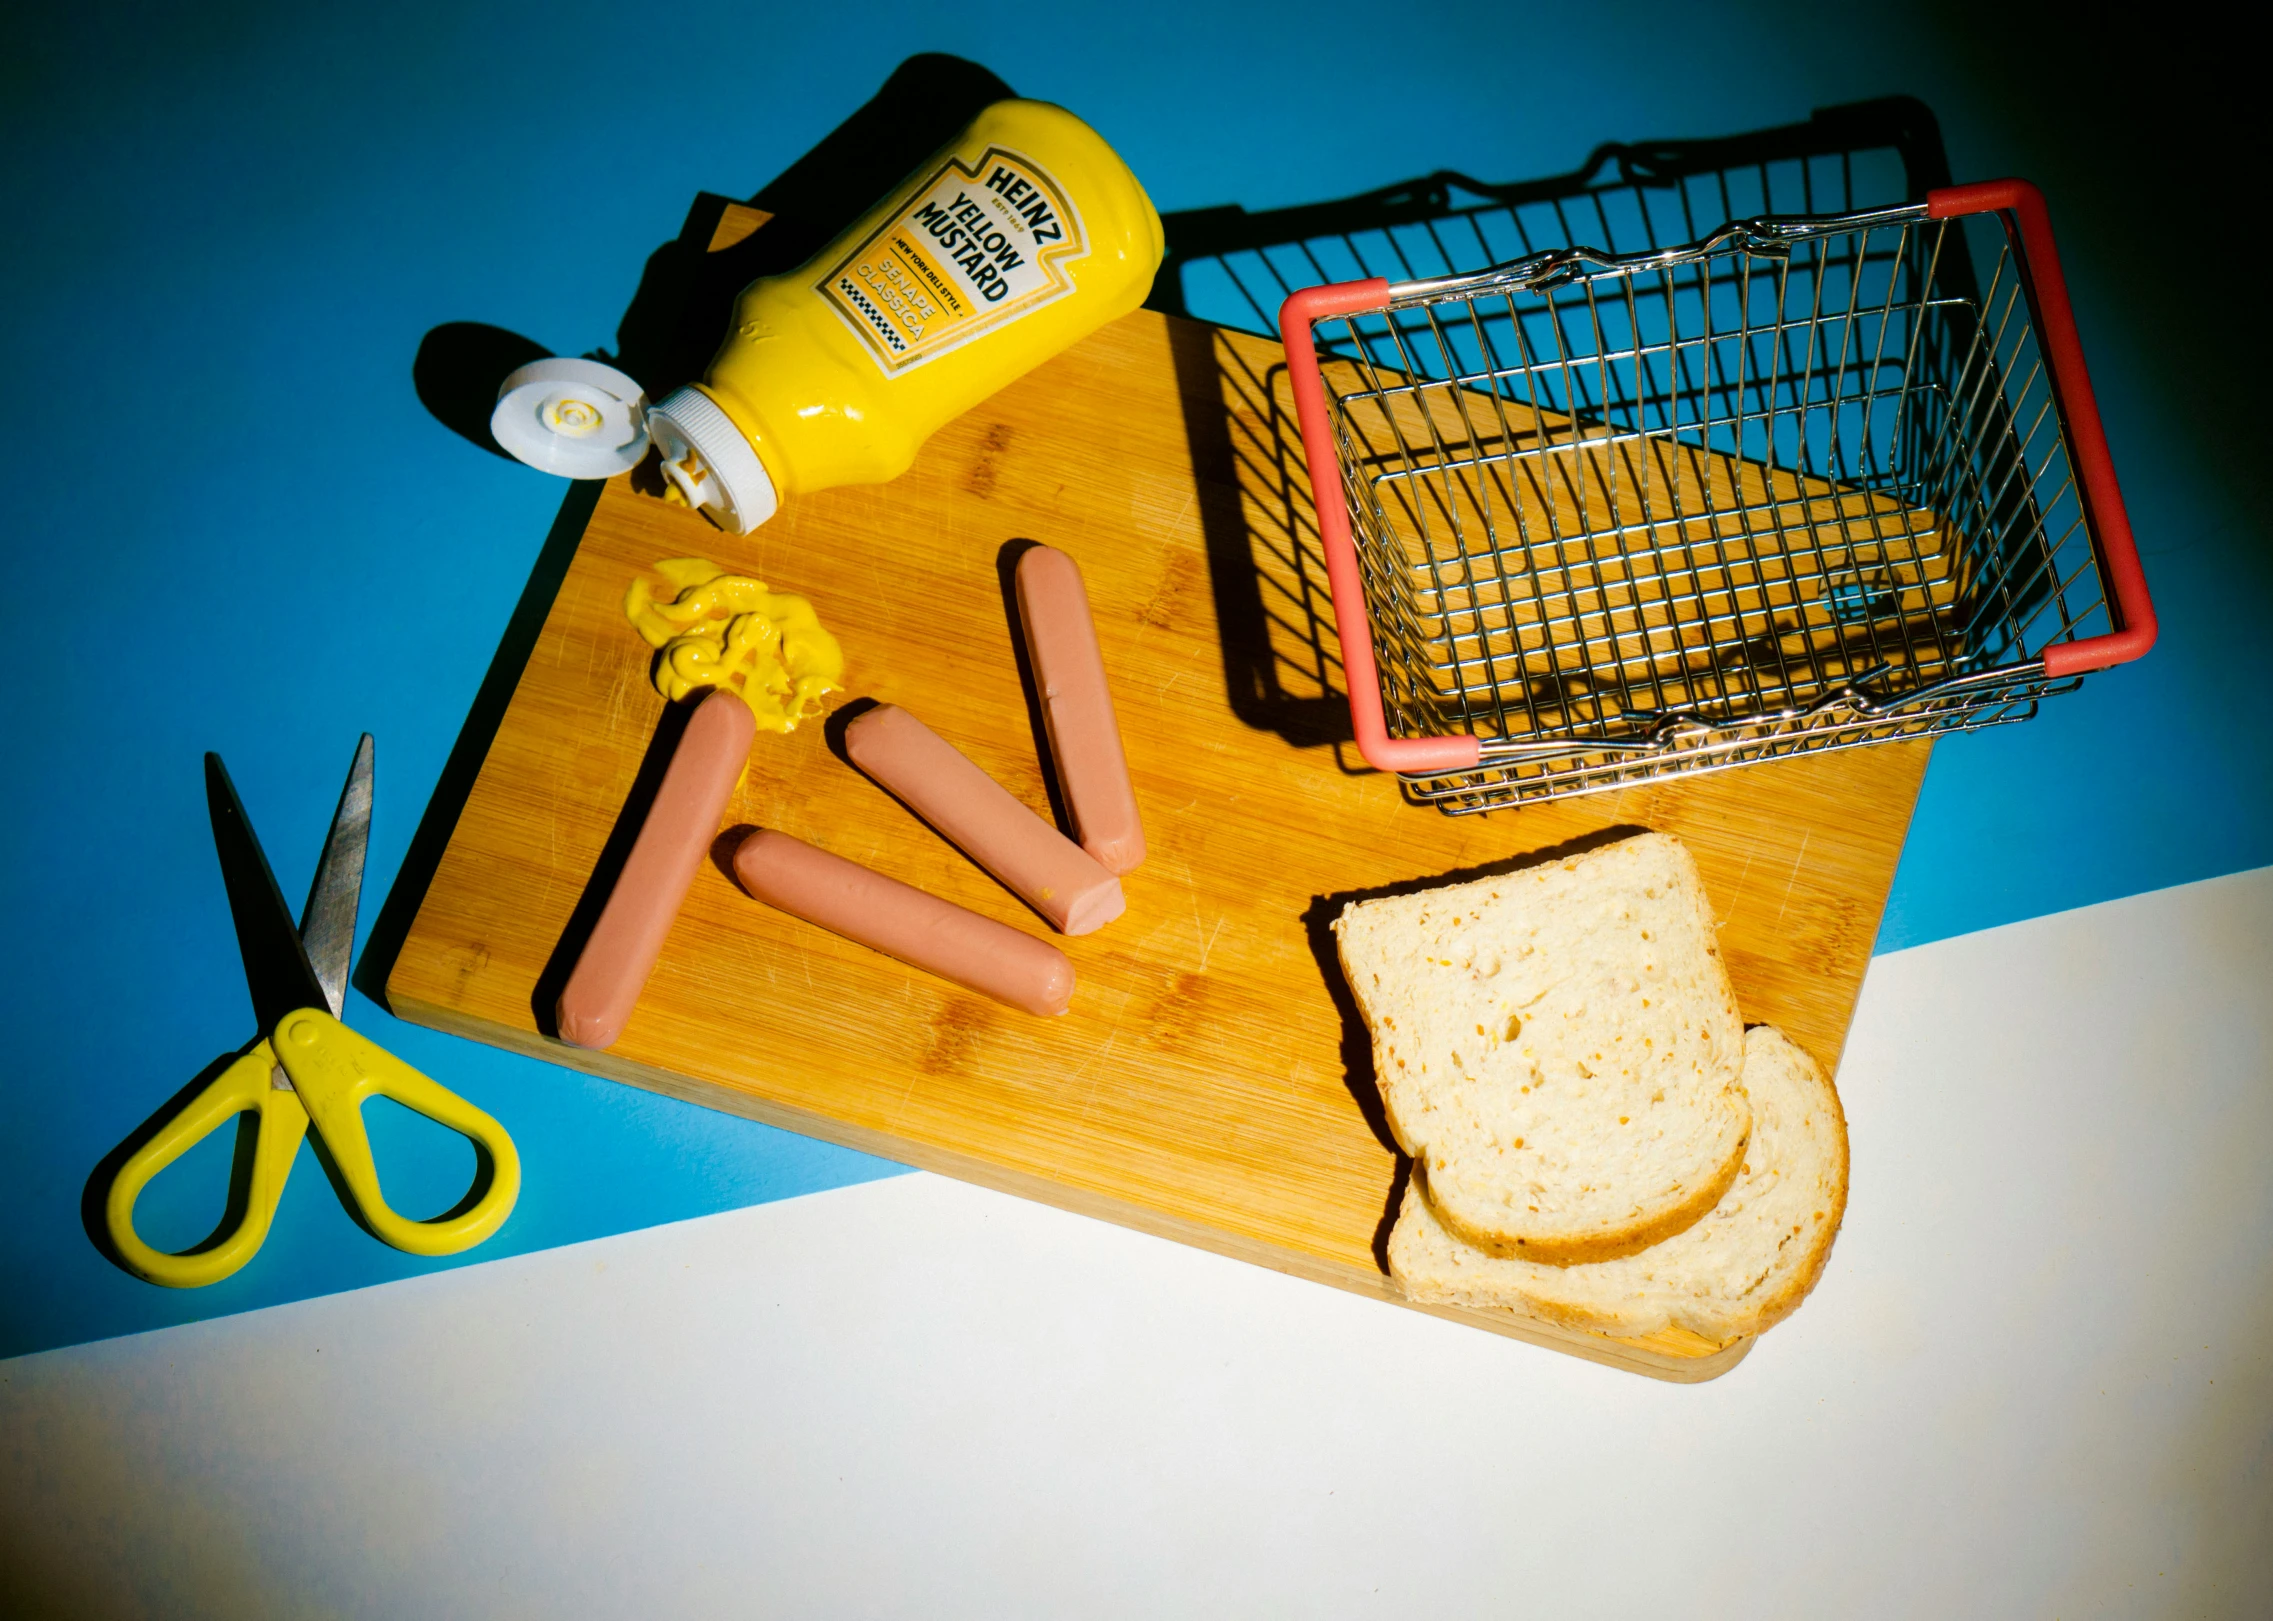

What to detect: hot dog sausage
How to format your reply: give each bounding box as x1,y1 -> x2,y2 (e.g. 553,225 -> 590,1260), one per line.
733,829 -> 1075,1016
556,687 -> 754,1049
1014,545 -> 1145,875
844,703 -> 1124,936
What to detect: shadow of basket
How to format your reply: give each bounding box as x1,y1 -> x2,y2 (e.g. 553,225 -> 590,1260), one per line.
1152,97 -> 1967,766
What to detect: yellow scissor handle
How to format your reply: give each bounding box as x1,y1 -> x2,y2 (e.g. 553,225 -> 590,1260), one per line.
272,1008 -> 521,1257
105,1040 -> 312,1289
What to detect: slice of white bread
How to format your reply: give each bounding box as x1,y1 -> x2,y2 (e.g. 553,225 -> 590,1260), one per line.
1389,1024 -> 1848,1340
1333,832 -> 1748,1264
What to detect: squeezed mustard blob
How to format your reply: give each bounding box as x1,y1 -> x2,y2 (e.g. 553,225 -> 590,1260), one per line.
623,558 -> 845,732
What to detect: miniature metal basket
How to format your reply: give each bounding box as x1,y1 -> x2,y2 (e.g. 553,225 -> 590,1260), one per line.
1278,179 -> 2157,811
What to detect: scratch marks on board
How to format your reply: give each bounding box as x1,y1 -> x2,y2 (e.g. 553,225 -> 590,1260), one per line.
1173,857 -> 1227,973
1774,829 -> 1813,927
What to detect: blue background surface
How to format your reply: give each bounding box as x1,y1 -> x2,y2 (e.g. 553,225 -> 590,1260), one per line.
3,1 -> 2262,1360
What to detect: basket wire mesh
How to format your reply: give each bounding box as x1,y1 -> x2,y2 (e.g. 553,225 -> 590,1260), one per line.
1160,102 -> 1951,342
1319,200 -> 2113,808
1163,107 -> 2143,810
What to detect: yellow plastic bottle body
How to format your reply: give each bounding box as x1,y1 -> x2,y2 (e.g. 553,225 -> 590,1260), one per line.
694,99 -> 1163,500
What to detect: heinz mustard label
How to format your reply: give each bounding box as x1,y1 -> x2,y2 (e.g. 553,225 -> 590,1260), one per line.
818,146 -> 1089,375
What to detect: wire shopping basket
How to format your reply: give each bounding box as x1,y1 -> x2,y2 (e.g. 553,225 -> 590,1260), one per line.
1278,179 -> 2157,811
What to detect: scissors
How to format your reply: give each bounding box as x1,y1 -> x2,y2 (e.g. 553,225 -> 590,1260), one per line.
104,736 -> 521,1288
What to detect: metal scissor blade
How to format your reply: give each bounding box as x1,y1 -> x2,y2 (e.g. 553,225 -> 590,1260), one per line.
207,753 -> 334,1038
299,734 -> 372,1019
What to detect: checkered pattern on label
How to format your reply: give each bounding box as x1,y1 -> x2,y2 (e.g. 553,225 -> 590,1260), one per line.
837,278 -> 907,353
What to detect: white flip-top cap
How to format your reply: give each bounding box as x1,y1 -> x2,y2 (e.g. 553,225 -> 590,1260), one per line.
490,358 -> 650,478
646,385 -> 779,534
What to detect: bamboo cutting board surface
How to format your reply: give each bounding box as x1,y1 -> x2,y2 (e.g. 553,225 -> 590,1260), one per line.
387,307 -> 1927,1382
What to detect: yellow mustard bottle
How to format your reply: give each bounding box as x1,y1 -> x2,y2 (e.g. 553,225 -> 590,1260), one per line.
645,99 -> 1164,533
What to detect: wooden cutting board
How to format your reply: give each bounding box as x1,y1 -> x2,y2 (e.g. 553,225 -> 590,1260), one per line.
386,307 -> 1926,1382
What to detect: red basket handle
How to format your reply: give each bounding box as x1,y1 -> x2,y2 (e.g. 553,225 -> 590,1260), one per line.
1927,179 -> 2157,677
1279,280 -> 1483,773
1283,184 -> 2152,770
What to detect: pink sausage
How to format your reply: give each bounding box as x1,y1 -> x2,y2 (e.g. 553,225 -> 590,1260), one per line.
844,704 -> 1124,936
1015,545 -> 1145,874
733,830 -> 1075,1016
557,688 -> 755,1049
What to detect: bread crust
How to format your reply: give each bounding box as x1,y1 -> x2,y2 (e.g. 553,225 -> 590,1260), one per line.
1730,1052 -> 1849,1339
1388,1026 -> 1850,1341
1334,832 -> 1749,1258
1423,1123 -> 1748,1266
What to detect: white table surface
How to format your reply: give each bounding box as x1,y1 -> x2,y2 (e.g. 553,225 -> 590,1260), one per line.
7,865 -> 2268,1618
